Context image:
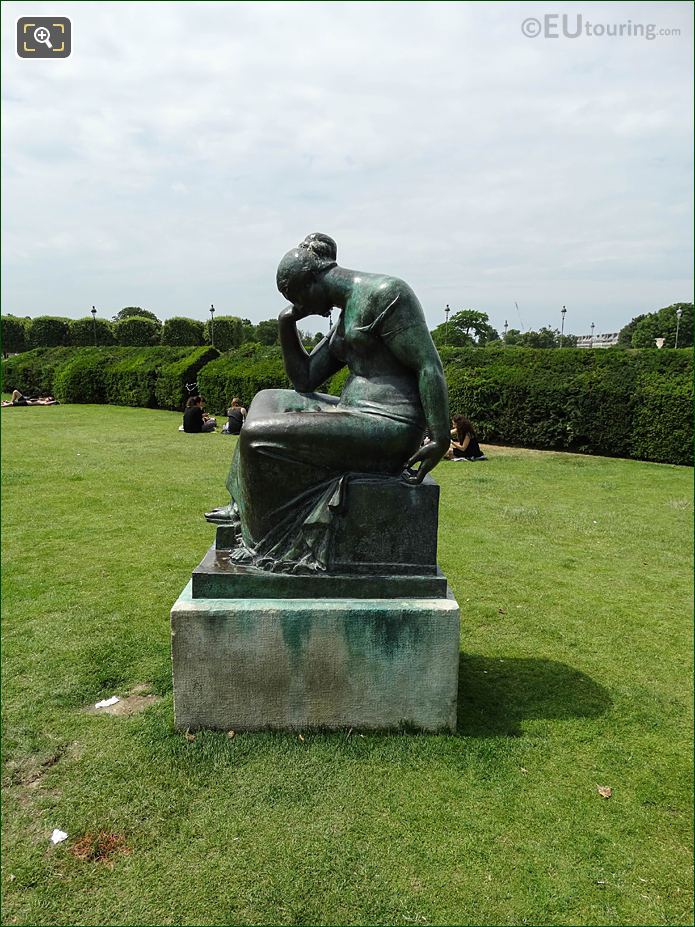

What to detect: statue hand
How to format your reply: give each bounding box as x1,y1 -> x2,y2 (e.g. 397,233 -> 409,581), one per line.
279,304 -> 312,323
403,440 -> 448,484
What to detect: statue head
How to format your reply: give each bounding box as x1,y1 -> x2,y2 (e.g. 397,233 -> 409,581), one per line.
276,233 -> 337,313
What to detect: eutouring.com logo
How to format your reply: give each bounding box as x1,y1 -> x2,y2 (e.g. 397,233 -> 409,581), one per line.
521,14 -> 681,41
17,18 -> 71,57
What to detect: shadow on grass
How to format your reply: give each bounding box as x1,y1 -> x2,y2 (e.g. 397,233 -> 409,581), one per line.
457,653 -> 611,737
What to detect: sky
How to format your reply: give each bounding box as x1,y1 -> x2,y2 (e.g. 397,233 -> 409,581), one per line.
1,1 -> 693,338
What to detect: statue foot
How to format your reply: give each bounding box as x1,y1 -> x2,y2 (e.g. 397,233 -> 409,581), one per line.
229,545 -> 254,564
204,503 -> 237,524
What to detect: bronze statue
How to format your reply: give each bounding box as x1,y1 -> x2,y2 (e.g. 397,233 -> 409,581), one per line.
207,233 -> 449,573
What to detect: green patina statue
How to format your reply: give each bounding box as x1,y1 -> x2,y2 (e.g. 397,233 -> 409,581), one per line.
207,233 -> 450,573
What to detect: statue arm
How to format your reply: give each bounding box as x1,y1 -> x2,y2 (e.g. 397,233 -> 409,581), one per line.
279,306 -> 343,393
381,304 -> 451,482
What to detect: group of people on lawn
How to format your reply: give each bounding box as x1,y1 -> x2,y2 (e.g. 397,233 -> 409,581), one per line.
3,384 -> 486,462
2,389 -> 59,407
181,396 -> 247,435
180,395 -> 486,461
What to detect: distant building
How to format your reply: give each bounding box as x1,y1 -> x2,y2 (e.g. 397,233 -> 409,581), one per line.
576,332 -> 620,349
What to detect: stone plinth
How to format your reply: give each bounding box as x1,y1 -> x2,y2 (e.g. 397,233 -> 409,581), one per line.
214,473 -> 440,576
171,582 -> 460,732
193,547 -> 448,600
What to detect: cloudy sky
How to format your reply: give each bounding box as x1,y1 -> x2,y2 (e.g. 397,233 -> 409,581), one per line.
2,1 -> 692,337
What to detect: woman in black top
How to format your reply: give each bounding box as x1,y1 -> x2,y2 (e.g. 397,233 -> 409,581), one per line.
226,397 -> 247,435
447,414 -> 487,461
182,396 -> 216,433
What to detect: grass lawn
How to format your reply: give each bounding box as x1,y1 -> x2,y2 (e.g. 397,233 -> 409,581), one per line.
1,403 -> 692,926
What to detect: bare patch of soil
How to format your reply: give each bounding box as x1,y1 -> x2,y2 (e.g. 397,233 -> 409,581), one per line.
69,831 -> 131,865
86,683 -> 160,717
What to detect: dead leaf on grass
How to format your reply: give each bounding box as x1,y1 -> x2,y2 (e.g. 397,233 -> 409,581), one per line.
298,734 -> 305,742
227,730 -> 236,739
597,785 -> 613,798
184,730 -> 196,743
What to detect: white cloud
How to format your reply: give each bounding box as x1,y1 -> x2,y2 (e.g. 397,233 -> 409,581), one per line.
1,0 -> 693,335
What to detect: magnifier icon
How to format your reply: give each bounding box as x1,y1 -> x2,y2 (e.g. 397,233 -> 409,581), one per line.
33,26 -> 53,49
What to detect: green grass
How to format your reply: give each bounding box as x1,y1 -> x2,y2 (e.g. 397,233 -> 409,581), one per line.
2,404 -> 692,926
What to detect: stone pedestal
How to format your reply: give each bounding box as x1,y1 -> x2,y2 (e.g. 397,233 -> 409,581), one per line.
171,581 -> 460,732
172,472 -> 461,732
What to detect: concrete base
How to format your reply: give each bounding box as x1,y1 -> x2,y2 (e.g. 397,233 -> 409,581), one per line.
171,582 -> 460,732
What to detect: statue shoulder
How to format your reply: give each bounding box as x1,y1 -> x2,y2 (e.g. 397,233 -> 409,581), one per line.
373,276 -> 420,311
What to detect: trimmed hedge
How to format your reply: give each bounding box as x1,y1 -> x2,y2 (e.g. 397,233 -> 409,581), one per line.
197,345 -> 289,414
27,316 -> 70,348
203,316 -> 244,352
68,317 -> 116,347
155,346 -> 220,410
1,347 -> 76,396
631,375 -> 693,465
115,316 -> 161,347
53,347 -> 126,403
442,346 -> 692,465
161,317 -> 205,347
2,346 -> 218,408
3,345 -> 691,465
1,316 -> 28,355
104,348 -> 196,407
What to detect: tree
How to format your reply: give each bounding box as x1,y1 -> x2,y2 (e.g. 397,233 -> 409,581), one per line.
619,303 -> 693,349
203,316 -> 244,352
161,317 -> 205,346
431,309 -> 498,347
254,319 -> 280,346
500,327 -> 576,348
631,316 -> 661,349
115,316 -> 161,346
1,315 -> 28,356
241,319 -> 256,342
653,302 -> 693,348
68,317 -> 116,346
297,329 -> 325,350
517,326 -> 560,349
112,306 -> 161,325
617,313 -> 648,347
558,333 -> 578,348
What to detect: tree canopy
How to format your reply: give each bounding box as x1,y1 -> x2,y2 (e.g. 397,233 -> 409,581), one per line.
431,310 -> 498,347
621,303 -> 693,349
503,327 -> 577,348
112,307 -> 161,325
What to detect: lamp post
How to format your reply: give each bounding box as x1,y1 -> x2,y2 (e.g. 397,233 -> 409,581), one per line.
444,304 -> 451,346
590,322 -> 595,348
675,307 -> 683,348
91,306 -> 97,347
209,303 -> 215,348
561,305 -> 567,344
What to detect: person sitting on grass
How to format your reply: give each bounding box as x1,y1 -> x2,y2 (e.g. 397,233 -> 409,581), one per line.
2,390 -> 59,407
222,397 -> 247,435
445,414 -> 487,461
182,395 -> 216,433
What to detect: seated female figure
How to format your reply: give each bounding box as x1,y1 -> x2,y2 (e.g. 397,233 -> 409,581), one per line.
218,233 -> 450,571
